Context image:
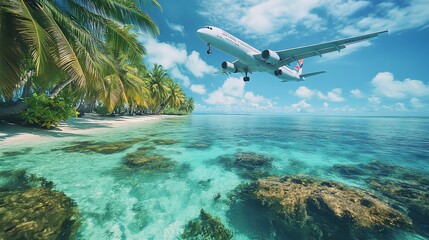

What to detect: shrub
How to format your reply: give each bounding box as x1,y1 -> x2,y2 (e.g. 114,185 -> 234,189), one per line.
22,93 -> 77,129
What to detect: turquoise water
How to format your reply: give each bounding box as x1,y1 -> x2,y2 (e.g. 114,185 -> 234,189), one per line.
1,115 -> 428,239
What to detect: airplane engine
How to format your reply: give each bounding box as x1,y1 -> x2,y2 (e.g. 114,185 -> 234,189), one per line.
221,61 -> 238,72
261,49 -> 280,64
274,69 -> 283,76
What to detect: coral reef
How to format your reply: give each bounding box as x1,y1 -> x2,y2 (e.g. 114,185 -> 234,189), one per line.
333,160 -> 429,235
0,170 -> 80,240
1,147 -> 32,157
152,139 -> 180,145
123,150 -> 175,171
181,209 -> 233,240
57,137 -> 148,154
217,152 -> 273,180
234,175 -> 412,240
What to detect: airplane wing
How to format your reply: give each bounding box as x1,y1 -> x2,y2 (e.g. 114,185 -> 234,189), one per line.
256,30 -> 388,67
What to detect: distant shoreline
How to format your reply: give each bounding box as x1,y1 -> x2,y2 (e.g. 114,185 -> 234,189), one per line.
0,114 -> 176,146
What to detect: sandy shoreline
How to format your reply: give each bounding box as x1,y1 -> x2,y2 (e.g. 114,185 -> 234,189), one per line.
0,114 -> 176,146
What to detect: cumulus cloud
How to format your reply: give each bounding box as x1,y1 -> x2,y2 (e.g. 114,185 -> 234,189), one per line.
165,20 -> 185,36
350,89 -> 365,98
410,98 -> 424,108
371,72 -> 429,98
190,84 -> 207,95
293,86 -> 345,102
340,0 -> 429,35
185,51 -> 217,78
139,35 -> 215,93
286,100 -> 313,113
204,77 -> 274,110
294,86 -> 316,99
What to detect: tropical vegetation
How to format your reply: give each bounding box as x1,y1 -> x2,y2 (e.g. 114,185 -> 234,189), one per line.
0,0 -> 194,128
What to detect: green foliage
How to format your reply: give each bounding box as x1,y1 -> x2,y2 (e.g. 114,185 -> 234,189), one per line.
22,93 -> 77,129
181,209 -> 233,240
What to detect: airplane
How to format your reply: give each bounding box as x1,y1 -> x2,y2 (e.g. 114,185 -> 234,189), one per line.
196,26 -> 388,82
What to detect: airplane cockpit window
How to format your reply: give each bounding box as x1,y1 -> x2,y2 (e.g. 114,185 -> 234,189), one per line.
204,26 -> 213,30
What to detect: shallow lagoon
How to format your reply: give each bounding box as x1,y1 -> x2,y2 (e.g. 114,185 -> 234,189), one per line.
1,115 -> 428,239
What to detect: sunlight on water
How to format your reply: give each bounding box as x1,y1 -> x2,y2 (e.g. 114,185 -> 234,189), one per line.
1,115 -> 428,239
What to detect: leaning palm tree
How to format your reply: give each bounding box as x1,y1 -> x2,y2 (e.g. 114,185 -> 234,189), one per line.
0,0 -> 160,116
162,81 -> 185,113
147,64 -> 171,113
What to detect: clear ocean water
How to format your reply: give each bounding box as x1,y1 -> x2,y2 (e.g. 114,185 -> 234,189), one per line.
1,115 -> 428,239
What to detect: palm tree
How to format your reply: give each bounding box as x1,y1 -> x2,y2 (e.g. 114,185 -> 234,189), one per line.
183,97 -> 195,113
147,64 -> 170,113
162,81 -> 185,113
0,0 -> 160,116
98,27 -> 150,113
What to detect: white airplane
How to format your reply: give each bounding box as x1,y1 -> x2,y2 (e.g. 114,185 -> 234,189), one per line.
197,26 -> 388,82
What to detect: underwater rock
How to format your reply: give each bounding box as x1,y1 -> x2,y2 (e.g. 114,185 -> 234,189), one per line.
366,177 -> 429,232
1,147 -> 32,157
213,192 -> 221,201
57,138 -> 148,154
186,143 -> 210,149
137,145 -> 156,151
217,152 -> 273,180
0,170 -> 54,192
0,170 -> 80,240
0,188 -> 80,240
152,139 -> 180,145
333,160 -> 429,235
123,150 -> 175,171
236,175 -> 412,239
181,209 -> 233,240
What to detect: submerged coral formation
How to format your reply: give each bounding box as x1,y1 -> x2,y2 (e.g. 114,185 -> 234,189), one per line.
123,149 -> 176,171
234,175 -> 412,239
217,152 -> 273,180
1,147 -> 32,157
152,139 -> 180,145
181,209 -> 233,240
334,160 -> 429,235
0,170 -> 80,240
57,137 -> 148,154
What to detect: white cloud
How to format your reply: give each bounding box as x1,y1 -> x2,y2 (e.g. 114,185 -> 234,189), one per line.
368,96 -> 381,105
350,89 -> 365,98
185,51 -> 217,78
293,86 -> 346,102
286,100 -> 313,113
410,98 -> 424,108
317,88 -> 346,102
294,86 -> 316,99
190,84 -> 207,95
347,0 -> 429,34
371,72 -> 429,98
139,35 -> 216,90
165,20 -> 185,36
323,102 -> 329,110
204,77 -> 274,110
170,67 -> 191,87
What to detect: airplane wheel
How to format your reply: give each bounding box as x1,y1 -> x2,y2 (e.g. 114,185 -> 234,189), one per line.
243,76 -> 250,82
207,49 -> 212,54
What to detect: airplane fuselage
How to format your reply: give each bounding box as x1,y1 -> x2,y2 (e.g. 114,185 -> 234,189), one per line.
197,26 -> 300,81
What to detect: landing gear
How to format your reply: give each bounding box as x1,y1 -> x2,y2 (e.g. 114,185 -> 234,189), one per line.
207,43 -> 212,54
243,70 -> 250,82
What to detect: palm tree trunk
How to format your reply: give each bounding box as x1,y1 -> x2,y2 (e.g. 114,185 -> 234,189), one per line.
50,78 -> 75,98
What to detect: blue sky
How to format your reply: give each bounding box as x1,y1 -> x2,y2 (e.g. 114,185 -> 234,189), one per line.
141,0 -> 429,115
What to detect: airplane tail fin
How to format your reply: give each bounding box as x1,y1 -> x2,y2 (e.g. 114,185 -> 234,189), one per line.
294,59 -> 304,75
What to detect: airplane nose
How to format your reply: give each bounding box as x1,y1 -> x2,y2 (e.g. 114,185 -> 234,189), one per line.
196,28 -> 209,41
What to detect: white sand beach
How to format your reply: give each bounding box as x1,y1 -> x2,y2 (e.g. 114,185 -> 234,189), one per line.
0,114 -> 175,146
